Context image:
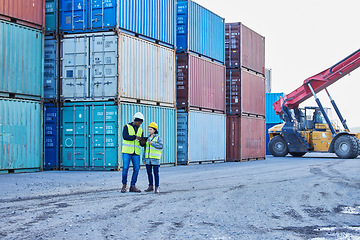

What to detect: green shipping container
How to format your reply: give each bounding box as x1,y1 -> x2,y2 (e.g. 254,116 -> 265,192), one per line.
0,20 -> 44,99
45,0 -> 58,33
0,98 -> 42,173
61,102 -> 176,170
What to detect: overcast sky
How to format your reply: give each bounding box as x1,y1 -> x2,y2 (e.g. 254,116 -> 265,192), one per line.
194,0 -> 360,129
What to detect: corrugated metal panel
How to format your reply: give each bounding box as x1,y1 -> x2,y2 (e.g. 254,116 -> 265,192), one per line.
176,0 -> 225,63
59,0 -> 175,47
119,103 -> 176,166
0,21 -> 43,99
0,0 -> 44,30
266,123 -> 279,155
266,93 -> 284,123
44,35 -> 59,100
226,116 -> 265,161
45,0 -> 58,33
265,68 -> 271,93
119,34 -> 176,105
0,98 -> 42,173
225,22 -> 265,75
226,68 -> 265,116
44,103 -> 60,170
176,53 -> 225,112
61,32 -> 176,106
61,102 -> 119,170
177,110 -> 226,164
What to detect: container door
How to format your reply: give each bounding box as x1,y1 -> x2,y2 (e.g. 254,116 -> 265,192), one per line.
176,1 -> 188,52
89,0 -> 116,30
89,34 -> 118,100
176,112 -> 188,164
44,104 -> 59,169
60,0 -> 87,31
61,104 -> 89,169
45,0 -> 58,32
62,35 -> 89,100
44,37 -> 58,100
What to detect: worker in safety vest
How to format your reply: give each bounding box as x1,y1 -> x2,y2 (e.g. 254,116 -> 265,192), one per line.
121,112 -> 145,193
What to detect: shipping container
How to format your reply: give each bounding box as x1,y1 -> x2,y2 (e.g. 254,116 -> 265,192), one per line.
0,98 -> 42,173
119,103 -> 177,166
44,103 -> 60,170
45,0 -> 58,33
0,0 -> 45,30
176,0 -> 225,63
44,35 -> 59,101
61,102 -> 176,170
226,68 -> 265,116
177,110 -> 226,164
265,68 -> 272,93
266,92 -> 284,124
176,53 -> 225,112
226,116 -> 265,162
225,22 -> 265,75
59,0 -> 175,47
61,32 -> 175,106
266,123 -> 280,155
0,21 -> 44,100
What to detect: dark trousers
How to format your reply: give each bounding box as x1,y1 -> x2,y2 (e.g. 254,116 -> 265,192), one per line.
146,164 -> 160,187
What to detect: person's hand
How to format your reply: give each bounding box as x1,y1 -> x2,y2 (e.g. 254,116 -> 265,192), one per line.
149,141 -> 152,145
136,136 -> 141,140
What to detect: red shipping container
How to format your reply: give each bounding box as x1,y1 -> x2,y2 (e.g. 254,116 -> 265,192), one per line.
225,22 -> 265,75
226,68 -> 265,116
226,115 -> 266,161
0,0 -> 45,30
177,53 -> 226,112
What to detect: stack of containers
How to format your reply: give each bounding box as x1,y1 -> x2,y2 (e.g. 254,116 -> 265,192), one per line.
58,0 -> 177,170
176,0 -> 226,164
43,0 -> 61,170
265,93 -> 284,155
0,0 -> 44,173
225,22 -> 266,162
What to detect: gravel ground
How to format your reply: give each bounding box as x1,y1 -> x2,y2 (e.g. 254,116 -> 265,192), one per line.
0,154 -> 360,240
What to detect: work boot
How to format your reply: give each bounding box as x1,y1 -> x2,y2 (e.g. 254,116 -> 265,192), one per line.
129,186 -> 141,193
144,186 -> 154,192
155,187 -> 159,193
121,184 -> 127,193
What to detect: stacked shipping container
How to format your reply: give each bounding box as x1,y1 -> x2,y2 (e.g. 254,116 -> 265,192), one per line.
0,1 -> 44,174
57,0 -> 177,170
176,1 -> 226,164
265,93 -> 284,155
225,22 -> 266,162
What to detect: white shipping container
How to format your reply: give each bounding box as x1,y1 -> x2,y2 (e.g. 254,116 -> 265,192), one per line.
61,32 -> 176,106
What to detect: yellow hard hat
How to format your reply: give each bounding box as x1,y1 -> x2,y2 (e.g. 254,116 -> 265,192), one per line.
148,122 -> 158,130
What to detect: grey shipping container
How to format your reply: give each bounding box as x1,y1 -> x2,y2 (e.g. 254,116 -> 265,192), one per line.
265,68 -> 271,93
61,32 -> 175,106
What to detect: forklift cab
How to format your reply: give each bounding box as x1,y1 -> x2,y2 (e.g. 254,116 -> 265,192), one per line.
296,107 -> 327,131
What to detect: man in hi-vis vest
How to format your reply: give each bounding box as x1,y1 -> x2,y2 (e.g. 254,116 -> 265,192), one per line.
121,112 -> 145,193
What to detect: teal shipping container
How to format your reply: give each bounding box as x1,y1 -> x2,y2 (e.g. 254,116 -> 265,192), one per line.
0,98 -> 42,174
61,102 -> 176,170
0,20 -> 44,99
266,93 -> 284,124
45,0 -> 58,33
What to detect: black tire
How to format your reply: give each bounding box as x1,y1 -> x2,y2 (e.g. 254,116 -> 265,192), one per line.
334,135 -> 359,159
354,137 -> 360,158
269,135 -> 289,157
289,152 -> 306,157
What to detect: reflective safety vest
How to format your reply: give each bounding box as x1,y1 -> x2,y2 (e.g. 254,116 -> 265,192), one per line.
122,124 -> 143,155
145,136 -> 162,160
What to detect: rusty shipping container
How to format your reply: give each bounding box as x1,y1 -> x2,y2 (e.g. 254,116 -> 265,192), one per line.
226,68 -> 265,116
177,53 -> 226,112
0,0 -> 45,30
225,22 -> 265,75
226,115 -> 265,162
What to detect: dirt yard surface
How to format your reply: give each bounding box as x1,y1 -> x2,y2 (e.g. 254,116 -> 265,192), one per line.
1,154 -> 360,239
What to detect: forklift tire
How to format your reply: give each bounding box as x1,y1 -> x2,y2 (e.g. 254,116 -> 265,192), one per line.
269,135 -> 289,157
334,135 -> 359,159
354,137 -> 360,158
289,152 -> 306,157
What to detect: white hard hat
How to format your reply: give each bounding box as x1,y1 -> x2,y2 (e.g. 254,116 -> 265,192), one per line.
134,112 -> 144,121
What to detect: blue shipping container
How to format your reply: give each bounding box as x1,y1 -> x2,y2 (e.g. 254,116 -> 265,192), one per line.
176,0 -> 225,63
44,36 -> 59,100
266,92 -> 284,124
44,103 -> 60,170
59,0 -> 175,47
